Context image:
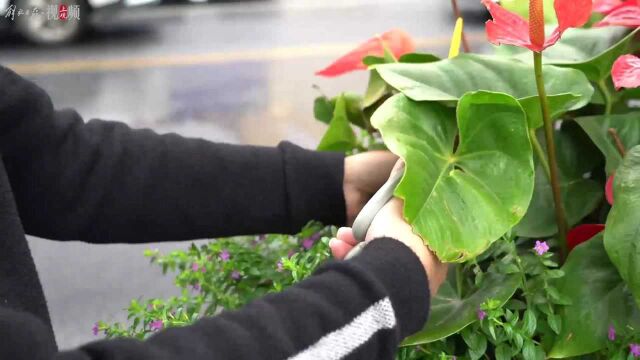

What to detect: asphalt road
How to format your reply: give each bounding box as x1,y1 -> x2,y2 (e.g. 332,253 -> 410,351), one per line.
0,0 -> 488,349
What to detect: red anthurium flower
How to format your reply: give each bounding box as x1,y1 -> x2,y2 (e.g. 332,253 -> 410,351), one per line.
612,54 -> 640,89
606,174 -> 615,205
482,0 -> 592,52
315,29 -> 415,77
567,224 -> 606,251
596,0 -> 640,26
593,0 -> 625,14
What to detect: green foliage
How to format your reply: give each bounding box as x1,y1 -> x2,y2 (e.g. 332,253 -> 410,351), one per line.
576,113 -> 640,174
375,54 -> 594,128
497,27 -> 637,82
514,125 -> 603,237
317,94 -> 358,152
96,223 -> 332,339
604,146 -> 640,308
372,91 -> 534,262
549,234 -> 640,358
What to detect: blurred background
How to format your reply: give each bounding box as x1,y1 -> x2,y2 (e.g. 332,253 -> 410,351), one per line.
1,0 -> 489,349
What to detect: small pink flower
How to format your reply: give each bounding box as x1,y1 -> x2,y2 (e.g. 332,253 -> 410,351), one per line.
149,319 -> 164,331
631,343 -> 640,357
231,270 -> 241,280
276,260 -> 284,272
219,249 -> 230,262
191,263 -> 199,272
192,283 -> 201,291
92,322 -> 99,336
477,309 -> 487,321
302,238 -> 314,250
608,325 -> 616,341
534,240 -> 550,255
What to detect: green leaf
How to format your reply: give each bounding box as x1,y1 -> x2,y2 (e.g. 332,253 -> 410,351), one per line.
547,313 -> 561,335
372,92 -> 534,262
522,309 -> 537,338
401,270 -> 520,346
398,53 -> 441,64
522,340 -> 537,360
462,329 -> 487,360
514,125 -> 603,237
604,146 -> 640,307
314,93 -> 368,129
313,96 -> 334,124
496,27 -> 638,82
549,234 -> 640,358
363,70 -> 388,108
576,113 -> 640,174
362,55 -> 386,66
376,54 -> 594,128
316,95 -> 357,152
495,344 -> 512,360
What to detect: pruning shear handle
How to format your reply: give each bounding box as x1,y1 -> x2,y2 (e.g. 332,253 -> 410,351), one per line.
345,165 -> 404,260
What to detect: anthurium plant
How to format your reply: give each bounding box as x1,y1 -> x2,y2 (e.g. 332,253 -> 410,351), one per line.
97,0 -> 640,358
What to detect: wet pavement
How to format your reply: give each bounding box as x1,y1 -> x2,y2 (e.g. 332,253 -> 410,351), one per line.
0,0 -> 488,349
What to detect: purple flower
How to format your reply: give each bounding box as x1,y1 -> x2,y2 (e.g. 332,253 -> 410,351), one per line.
276,260 -> 284,272
608,325 -> 616,341
92,322 -> 99,336
149,319 -> 164,331
219,249 -> 230,262
302,238 -> 315,250
477,309 -> 487,321
231,270 -> 241,280
630,344 -> 640,357
191,263 -> 199,272
192,283 -> 201,291
534,240 -> 550,255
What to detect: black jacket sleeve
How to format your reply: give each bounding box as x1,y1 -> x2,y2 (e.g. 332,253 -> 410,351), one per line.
0,238 -> 429,360
0,66 -> 346,243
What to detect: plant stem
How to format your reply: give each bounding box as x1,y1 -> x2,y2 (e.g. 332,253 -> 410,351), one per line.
533,51 -> 569,261
597,79 -> 613,116
608,128 -> 627,157
450,0 -> 471,52
456,265 -> 463,298
530,128 -> 551,179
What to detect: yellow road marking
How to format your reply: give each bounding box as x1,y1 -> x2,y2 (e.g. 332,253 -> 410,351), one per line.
8,32 -> 486,76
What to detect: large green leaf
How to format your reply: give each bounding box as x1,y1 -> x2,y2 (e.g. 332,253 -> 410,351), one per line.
549,235 -> 640,358
515,125 -> 603,237
376,54 -> 594,129
496,27 -> 636,82
576,113 -> 640,175
372,91 -> 534,262
604,146 -> 640,308
316,94 -> 357,152
402,271 -> 520,346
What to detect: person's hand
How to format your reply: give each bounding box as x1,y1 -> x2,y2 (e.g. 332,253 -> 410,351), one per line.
332,164 -> 448,296
343,151 -> 398,225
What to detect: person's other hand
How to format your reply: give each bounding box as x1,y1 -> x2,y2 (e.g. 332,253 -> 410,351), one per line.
343,151 -> 398,225
332,161 -> 448,296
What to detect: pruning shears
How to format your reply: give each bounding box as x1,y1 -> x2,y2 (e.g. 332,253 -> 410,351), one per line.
345,164 -> 404,260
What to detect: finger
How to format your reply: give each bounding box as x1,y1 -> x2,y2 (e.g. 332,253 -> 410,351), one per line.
329,238 -> 355,260
336,227 -> 358,246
